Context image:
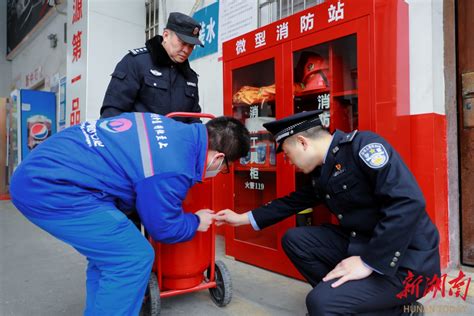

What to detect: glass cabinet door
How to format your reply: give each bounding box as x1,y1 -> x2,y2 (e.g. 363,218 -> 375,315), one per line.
231,58 -> 278,249
293,34 -> 358,130
293,34 -> 358,226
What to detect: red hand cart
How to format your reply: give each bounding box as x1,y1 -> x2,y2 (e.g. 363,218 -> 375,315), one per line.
140,112 -> 232,316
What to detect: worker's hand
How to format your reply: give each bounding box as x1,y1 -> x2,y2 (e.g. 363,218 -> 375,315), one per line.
215,209 -> 250,227
195,209 -> 215,232
322,256 -> 373,288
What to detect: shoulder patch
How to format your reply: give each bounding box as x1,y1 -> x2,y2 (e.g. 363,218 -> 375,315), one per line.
128,47 -> 148,56
339,130 -> 358,144
358,143 -> 389,169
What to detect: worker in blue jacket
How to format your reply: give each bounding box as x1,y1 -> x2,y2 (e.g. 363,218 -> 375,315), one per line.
216,110 -> 439,315
100,12 -> 203,123
10,113 -> 250,316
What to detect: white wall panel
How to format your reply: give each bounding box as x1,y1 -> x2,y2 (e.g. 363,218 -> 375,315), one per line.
408,0 -> 445,115
191,54 -> 223,116
86,0 -> 146,120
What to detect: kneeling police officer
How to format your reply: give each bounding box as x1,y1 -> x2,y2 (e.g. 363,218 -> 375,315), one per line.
216,110 -> 440,315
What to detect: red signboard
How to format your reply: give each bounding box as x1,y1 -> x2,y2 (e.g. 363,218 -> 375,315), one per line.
223,0 -> 372,61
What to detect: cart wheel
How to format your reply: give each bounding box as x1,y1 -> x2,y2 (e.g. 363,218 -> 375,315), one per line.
208,260 -> 232,307
140,272 -> 160,316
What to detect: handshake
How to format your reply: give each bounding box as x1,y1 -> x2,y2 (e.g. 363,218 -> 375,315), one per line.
195,209 -> 250,232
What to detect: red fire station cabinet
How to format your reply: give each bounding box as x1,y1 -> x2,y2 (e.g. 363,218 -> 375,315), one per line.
219,0 -> 412,279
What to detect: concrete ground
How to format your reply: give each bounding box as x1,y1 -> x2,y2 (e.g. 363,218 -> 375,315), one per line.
1,200 -> 473,315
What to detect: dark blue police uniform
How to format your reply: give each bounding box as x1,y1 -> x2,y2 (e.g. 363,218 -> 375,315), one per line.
101,35 -> 201,123
251,111 -> 440,315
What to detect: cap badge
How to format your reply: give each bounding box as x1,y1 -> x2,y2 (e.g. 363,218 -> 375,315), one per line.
193,27 -> 199,35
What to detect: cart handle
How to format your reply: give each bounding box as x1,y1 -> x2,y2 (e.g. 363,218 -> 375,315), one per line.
166,112 -> 216,119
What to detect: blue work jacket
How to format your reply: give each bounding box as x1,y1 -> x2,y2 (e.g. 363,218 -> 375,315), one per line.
10,113 -> 208,244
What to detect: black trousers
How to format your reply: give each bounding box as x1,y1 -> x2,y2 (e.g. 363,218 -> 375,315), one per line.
282,225 -> 423,316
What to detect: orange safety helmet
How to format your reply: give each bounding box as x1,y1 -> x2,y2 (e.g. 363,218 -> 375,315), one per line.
302,55 -> 329,90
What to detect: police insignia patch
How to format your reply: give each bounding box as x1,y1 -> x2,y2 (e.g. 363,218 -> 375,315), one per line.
150,69 -> 162,76
359,143 -> 389,169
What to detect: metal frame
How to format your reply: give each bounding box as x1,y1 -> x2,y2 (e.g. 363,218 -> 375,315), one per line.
258,0 -> 327,27
145,0 -> 160,39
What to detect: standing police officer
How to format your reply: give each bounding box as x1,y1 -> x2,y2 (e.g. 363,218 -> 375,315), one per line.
100,12 -> 203,123
216,110 -> 440,315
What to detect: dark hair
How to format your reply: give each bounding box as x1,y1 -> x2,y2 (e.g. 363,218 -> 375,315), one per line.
206,117 -> 250,161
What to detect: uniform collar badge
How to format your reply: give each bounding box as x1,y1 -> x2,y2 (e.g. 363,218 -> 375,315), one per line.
333,164 -> 345,177
150,69 -> 162,76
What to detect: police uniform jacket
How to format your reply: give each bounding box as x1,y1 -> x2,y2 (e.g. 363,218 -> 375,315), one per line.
10,113 -> 208,244
101,35 -> 201,123
251,130 -> 440,277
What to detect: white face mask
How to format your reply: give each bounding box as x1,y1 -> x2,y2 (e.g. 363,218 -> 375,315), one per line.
204,155 -> 224,178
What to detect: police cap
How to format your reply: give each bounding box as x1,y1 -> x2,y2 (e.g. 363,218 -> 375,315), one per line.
263,110 -> 324,152
166,12 -> 204,47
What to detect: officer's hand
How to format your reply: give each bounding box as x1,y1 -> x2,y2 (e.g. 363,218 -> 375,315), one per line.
195,209 -> 215,232
215,209 -> 250,227
322,256 -> 373,288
